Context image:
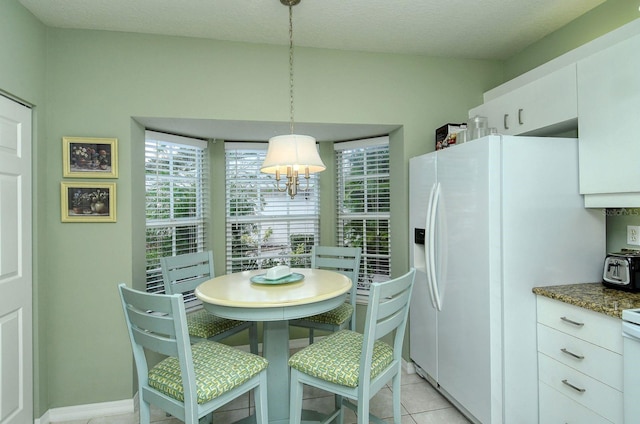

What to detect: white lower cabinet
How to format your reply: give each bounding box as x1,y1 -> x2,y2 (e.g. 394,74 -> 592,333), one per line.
536,296 -> 623,424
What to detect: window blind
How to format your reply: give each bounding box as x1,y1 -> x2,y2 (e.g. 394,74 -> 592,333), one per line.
225,142 -> 320,274
335,136 -> 391,293
145,131 -> 209,295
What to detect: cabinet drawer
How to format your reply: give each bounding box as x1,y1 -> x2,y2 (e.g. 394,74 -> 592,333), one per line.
539,381 -> 614,424
537,296 -> 622,353
538,354 -> 622,424
537,323 -> 622,390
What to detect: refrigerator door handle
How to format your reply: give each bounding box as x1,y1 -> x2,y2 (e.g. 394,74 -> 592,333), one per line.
425,183 -> 437,309
429,182 -> 442,311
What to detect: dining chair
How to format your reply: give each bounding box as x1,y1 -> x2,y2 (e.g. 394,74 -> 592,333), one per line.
160,251 -> 259,354
289,246 -> 362,343
288,268 -> 416,424
117,283 -> 269,424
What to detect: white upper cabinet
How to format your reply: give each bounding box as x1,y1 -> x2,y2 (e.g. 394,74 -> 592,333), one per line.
469,64 -> 577,136
468,19 -> 640,208
577,33 -> 640,207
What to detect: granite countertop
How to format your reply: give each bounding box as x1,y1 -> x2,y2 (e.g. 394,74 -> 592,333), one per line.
532,282 -> 640,319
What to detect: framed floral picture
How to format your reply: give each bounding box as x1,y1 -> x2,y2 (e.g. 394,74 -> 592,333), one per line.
61,182 -> 116,223
63,137 -> 118,178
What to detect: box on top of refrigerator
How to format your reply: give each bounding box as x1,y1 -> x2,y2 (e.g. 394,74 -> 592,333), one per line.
435,123 -> 466,150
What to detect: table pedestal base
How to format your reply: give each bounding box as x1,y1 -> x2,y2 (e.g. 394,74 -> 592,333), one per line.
262,320 -> 291,423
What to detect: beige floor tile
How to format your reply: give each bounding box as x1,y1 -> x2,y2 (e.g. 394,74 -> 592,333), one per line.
402,414 -> 419,424
217,391 -> 250,411
87,412 -> 139,424
149,416 -> 183,424
368,386 -> 409,419
400,381 -> 452,414
300,387 -> 410,424
148,405 -> 180,422
399,370 -> 426,386
301,394 -> 337,415
211,407 -> 251,423
302,383 -> 334,400
411,407 -> 471,424
302,395 -> 357,424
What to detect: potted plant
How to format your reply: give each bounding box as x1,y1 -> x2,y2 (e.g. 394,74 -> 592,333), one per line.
96,149 -> 110,170
72,145 -> 92,168
71,191 -> 92,214
90,189 -> 109,214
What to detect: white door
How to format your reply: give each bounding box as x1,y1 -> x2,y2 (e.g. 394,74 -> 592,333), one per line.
0,95 -> 32,424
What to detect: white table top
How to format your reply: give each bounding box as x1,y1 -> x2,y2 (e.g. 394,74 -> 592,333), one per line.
195,268 -> 352,308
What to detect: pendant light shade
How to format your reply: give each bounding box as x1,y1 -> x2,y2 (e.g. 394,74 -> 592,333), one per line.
261,134 -> 326,175
260,0 -> 326,199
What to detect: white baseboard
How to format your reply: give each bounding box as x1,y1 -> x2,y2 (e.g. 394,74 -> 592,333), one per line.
35,399 -> 134,424
34,410 -> 50,424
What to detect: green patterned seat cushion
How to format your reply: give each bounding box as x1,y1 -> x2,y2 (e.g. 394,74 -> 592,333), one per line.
148,341 -> 268,404
187,309 -> 245,339
299,303 -> 354,326
288,329 -> 393,388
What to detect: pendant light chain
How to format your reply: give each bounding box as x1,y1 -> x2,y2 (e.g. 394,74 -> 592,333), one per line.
260,0 -> 326,199
288,3 -> 295,135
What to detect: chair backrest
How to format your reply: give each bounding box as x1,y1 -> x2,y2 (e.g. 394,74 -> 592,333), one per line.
359,268 -> 415,388
118,283 -> 198,407
160,251 -> 215,296
311,245 -> 362,301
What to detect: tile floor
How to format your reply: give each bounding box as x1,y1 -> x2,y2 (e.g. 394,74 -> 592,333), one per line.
52,367 -> 470,424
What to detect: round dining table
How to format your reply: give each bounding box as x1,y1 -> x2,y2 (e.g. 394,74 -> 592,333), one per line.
195,267 -> 352,424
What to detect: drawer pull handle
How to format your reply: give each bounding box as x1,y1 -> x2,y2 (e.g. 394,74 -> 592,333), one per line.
503,114 -> 509,130
518,108 -> 523,125
562,379 -> 586,393
560,316 -> 584,327
561,348 -> 584,360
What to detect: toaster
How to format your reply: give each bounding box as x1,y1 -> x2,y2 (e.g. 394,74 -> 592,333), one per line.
603,250 -> 640,292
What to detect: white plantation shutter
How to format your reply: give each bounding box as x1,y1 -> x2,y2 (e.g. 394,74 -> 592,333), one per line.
335,136 -> 391,294
225,142 -> 320,273
145,131 -> 209,295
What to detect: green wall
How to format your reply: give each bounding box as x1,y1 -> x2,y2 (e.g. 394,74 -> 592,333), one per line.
2,0 -> 637,417
505,0 -> 638,79
37,22 -> 504,412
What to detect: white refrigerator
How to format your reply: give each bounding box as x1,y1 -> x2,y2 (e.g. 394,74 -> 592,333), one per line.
409,135 -> 605,424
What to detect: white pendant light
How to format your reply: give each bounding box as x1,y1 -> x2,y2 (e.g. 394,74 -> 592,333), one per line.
260,0 -> 326,199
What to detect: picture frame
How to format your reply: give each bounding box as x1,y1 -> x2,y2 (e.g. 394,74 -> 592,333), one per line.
63,137 -> 118,178
61,182 -> 116,223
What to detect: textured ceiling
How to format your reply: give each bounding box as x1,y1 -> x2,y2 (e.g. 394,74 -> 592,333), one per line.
18,0 -> 606,141
19,0 -> 605,60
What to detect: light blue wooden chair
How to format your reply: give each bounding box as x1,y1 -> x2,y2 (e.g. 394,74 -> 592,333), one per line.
160,251 -> 259,354
288,268 -> 415,424
289,246 -> 362,343
118,284 -> 268,424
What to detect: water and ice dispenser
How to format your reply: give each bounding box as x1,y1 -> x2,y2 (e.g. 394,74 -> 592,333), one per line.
413,228 -> 426,272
